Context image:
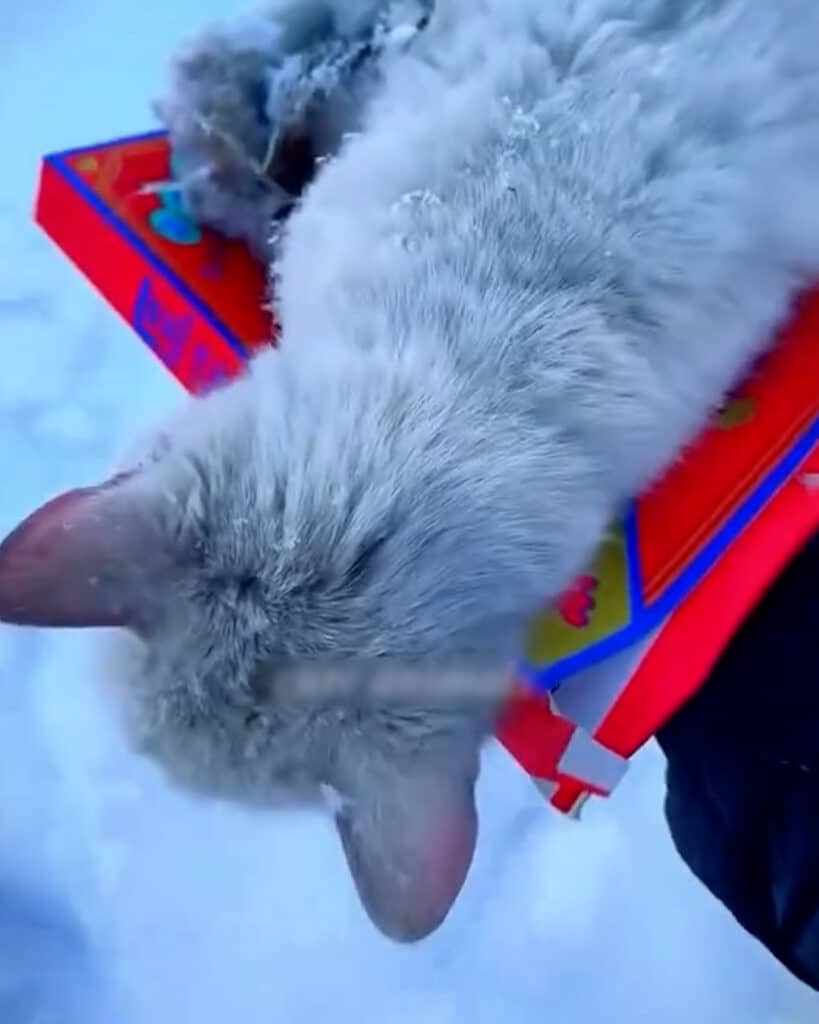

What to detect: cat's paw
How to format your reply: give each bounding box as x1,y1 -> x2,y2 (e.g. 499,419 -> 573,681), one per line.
154,15 -> 296,262
154,2 -> 435,262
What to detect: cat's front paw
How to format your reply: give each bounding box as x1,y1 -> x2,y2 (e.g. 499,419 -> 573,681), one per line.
154,2 -> 435,262
154,16 -> 295,262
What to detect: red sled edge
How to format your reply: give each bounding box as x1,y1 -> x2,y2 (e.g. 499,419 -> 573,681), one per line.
35,156 -> 246,395
549,432 -> 819,815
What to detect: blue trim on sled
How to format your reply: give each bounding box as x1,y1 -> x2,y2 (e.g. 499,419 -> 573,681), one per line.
47,146 -> 247,360
518,414 -> 819,692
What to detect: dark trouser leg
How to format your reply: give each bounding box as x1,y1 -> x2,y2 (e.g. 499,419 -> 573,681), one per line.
656,534 -> 819,991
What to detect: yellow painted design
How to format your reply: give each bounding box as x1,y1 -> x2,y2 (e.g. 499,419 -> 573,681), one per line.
524,526 -> 631,666
76,156 -> 99,176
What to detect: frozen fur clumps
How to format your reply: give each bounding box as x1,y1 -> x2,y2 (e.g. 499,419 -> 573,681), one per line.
155,0 -> 435,259
3,0 -> 819,942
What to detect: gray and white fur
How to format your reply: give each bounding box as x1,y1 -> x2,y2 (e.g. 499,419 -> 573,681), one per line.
2,0 -> 819,942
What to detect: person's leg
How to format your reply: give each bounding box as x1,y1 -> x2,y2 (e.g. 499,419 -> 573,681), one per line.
657,533 -> 819,990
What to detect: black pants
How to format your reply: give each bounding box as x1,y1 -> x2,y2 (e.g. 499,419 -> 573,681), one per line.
657,534 -> 819,991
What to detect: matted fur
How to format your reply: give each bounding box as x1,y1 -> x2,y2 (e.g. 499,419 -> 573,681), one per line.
4,0 -> 819,941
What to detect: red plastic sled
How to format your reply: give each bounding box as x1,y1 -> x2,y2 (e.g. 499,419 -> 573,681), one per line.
35,131 -> 819,816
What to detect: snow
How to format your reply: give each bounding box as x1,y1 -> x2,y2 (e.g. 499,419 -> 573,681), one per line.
0,2 -> 815,1021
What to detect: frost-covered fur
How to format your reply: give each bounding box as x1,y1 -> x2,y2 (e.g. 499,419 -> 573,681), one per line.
4,0 -> 819,942
156,0 -> 434,258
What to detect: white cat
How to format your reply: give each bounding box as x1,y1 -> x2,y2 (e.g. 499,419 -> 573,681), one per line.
2,0 -> 819,942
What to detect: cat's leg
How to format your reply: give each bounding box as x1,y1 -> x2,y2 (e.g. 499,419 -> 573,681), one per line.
154,0 -> 434,261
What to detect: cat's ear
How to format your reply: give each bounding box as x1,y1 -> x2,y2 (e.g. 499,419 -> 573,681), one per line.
0,476 -> 164,629
333,739 -> 480,942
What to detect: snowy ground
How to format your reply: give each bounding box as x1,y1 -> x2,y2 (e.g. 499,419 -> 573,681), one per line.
0,3 -> 815,1022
